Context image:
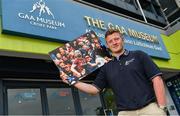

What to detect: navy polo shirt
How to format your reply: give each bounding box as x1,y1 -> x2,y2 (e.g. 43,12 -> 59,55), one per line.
93,50 -> 162,111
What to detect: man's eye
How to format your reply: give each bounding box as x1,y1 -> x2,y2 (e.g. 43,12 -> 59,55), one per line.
114,38 -> 119,41
108,40 -> 112,44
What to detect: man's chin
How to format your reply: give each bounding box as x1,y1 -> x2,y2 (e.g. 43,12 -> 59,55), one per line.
112,49 -> 123,54
112,49 -> 121,52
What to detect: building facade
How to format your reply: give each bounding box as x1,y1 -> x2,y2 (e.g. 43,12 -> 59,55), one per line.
0,0 -> 180,115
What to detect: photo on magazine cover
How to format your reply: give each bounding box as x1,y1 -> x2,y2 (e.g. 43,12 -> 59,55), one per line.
49,31 -> 110,81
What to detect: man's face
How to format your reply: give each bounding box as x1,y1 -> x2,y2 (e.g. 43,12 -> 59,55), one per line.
106,32 -> 124,54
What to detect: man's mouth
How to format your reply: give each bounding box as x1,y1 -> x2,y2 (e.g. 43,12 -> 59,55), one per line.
112,45 -> 119,48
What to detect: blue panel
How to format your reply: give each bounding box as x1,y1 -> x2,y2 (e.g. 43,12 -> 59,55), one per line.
1,0 -> 170,59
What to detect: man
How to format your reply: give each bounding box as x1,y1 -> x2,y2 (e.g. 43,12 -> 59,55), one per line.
61,29 -> 167,116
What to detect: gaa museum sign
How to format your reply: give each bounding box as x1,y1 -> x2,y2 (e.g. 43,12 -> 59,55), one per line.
1,0 -> 170,59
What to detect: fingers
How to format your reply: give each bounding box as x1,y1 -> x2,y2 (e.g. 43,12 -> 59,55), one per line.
59,73 -> 68,84
62,78 -> 69,84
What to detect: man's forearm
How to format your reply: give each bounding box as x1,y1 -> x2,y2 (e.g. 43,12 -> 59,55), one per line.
152,76 -> 166,106
74,81 -> 100,95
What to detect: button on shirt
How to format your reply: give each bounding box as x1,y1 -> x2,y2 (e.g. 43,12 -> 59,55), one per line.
93,50 -> 162,111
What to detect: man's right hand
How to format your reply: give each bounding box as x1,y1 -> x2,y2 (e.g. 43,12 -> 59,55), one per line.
66,76 -> 79,85
60,73 -> 68,84
59,73 -> 79,86
59,74 -> 100,95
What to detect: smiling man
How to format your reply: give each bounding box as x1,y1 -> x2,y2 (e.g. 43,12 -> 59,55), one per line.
60,29 -> 167,116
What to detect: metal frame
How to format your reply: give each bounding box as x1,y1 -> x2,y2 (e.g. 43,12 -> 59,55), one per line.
0,79 -> 4,115
2,79 -> 104,115
74,0 -> 165,29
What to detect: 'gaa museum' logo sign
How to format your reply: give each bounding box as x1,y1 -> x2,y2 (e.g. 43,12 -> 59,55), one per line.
18,0 -> 65,30
30,0 -> 55,19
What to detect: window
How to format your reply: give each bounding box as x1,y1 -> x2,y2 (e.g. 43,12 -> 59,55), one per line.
78,91 -> 103,115
139,0 -> 153,13
102,89 -> 118,115
46,88 -> 76,115
153,5 -> 163,16
4,81 -> 104,115
158,0 -> 178,15
121,0 -> 135,5
7,88 -> 42,115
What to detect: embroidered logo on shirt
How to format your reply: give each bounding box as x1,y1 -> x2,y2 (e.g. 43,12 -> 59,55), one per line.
125,58 -> 135,66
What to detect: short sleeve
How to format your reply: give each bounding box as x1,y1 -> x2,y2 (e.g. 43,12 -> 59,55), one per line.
92,65 -> 108,91
138,51 -> 162,80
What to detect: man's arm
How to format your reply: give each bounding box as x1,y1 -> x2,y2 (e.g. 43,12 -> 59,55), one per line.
152,76 -> 166,107
61,75 -> 100,95
74,81 -> 100,95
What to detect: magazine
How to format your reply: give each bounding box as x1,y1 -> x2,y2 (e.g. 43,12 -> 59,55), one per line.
49,31 -> 110,82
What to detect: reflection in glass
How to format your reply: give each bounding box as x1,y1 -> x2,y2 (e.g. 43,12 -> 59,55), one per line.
79,91 -> 103,115
139,0 -> 153,13
122,0 -> 135,5
8,89 -> 42,115
47,88 -> 76,115
103,89 -> 118,115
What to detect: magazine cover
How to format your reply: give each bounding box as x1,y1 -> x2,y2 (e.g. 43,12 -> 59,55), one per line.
49,31 -> 110,84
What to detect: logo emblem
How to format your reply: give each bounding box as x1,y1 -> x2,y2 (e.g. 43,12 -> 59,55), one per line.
30,0 -> 55,19
125,58 -> 135,66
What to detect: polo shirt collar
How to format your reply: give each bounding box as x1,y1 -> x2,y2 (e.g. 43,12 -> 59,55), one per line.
112,49 -> 129,61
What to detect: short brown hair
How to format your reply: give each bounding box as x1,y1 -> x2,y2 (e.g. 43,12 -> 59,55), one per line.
105,29 -> 123,39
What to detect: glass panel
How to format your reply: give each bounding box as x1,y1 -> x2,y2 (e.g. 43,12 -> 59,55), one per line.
139,0 -> 153,12
79,91 -> 103,115
103,89 -> 118,115
154,5 -> 163,16
7,88 -> 42,115
158,0 -> 178,15
46,88 -> 76,115
121,0 -> 135,5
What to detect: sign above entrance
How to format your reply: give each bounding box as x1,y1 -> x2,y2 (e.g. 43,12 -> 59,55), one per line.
1,0 -> 170,59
